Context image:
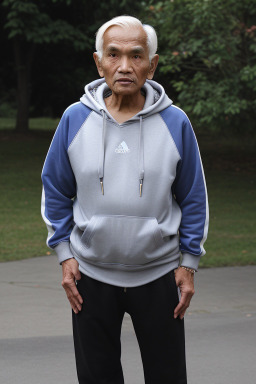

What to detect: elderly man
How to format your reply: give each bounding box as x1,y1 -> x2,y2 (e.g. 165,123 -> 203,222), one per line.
41,15 -> 208,384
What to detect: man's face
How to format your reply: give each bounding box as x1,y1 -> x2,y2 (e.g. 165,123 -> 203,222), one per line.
94,25 -> 158,96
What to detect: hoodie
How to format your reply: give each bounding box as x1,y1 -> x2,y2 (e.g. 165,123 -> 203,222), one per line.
41,78 -> 209,287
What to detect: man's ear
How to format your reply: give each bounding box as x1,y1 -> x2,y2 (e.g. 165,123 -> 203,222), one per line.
147,54 -> 159,80
93,52 -> 104,77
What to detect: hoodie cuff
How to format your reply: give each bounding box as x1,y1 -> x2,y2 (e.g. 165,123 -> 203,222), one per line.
54,241 -> 74,264
181,252 -> 201,271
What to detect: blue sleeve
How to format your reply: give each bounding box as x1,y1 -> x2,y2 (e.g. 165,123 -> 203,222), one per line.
41,103 -> 91,263
161,106 -> 209,270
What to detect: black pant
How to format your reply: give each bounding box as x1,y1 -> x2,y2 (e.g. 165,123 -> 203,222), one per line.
72,271 -> 187,384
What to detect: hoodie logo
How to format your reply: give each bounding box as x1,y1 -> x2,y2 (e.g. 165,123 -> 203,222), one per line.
115,141 -> 130,154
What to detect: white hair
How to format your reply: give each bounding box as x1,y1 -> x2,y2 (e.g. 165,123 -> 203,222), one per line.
95,16 -> 158,62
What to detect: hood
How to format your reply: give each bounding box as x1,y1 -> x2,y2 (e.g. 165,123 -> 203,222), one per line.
80,78 -> 173,120
80,78 -> 173,197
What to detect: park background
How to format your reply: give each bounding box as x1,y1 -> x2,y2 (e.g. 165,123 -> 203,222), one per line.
0,0 -> 256,267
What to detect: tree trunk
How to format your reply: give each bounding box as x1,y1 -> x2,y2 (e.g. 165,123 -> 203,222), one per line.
13,39 -> 35,133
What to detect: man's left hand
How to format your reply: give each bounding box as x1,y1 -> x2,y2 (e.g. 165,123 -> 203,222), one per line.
174,267 -> 195,320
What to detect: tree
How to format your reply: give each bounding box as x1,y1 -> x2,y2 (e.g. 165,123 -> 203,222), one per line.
2,0 -> 91,132
2,0 -> 146,132
144,0 -> 256,133
29,0 -> 145,118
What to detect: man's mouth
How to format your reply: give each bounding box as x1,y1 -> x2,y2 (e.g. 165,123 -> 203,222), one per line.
116,78 -> 134,85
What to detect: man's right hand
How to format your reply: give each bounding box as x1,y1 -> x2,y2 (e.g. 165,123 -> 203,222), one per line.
61,258 -> 83,314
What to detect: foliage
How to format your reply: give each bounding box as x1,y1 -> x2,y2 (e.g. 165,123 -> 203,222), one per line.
2,0 -> 90,50
144,0 -> 256,132
1,0 -> 145,124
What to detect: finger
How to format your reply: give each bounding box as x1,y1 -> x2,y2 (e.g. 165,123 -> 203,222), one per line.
69,299 -> 80,314
174,303 -> 189,319
74,269 -> 82,281
179,310 -> 186,320
62,277 -> 83,304
181,288 -> 194,303
63,280 -> 83,310
174,294 -> 193,319
68,279 -> 83,301
66,287 -> 83,313
174,291 -> 192,318
174,301 -> 186,319
69,283 -> 83,306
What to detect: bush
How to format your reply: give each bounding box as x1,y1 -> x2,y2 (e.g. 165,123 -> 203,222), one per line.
144,0 -> 256,133
0,101 -> 16,118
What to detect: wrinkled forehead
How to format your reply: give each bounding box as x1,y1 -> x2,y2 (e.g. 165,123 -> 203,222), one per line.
102,25 -> 148,51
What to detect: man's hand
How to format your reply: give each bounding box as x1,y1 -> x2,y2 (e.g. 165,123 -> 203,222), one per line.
174,267 -> 195,320
62,258 -> 83,314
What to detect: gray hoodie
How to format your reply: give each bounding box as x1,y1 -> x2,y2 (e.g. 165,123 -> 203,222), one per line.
41,78 -> 209,287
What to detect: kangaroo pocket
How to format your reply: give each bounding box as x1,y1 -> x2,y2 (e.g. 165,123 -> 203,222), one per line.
79,215 -> 165,266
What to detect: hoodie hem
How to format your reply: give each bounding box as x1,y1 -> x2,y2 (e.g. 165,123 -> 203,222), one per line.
72,250 -> 180,287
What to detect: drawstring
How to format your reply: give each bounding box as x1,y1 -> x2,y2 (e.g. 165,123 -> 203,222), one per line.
138,116 -> 144,197
98,110 -> 106,195
98,112 -> 145,197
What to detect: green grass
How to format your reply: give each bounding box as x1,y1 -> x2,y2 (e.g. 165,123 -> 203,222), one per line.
0,128 -> 54,261
0,117 -> 59,131
200,171 -> 256,267
0,118 -> 256,267
198,133 -> 256,267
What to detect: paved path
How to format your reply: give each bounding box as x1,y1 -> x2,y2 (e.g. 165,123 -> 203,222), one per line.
0,256 -> 255,383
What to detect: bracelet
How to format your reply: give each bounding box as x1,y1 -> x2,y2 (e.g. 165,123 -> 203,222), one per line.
179,266 -> 196,274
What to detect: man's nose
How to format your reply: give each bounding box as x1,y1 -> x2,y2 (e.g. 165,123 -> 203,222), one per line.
118,56 -> 132,73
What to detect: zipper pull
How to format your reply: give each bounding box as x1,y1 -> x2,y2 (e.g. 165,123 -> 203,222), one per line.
139,179 -> 143,197
124,287 -> 127,293
100,177 -> 104,195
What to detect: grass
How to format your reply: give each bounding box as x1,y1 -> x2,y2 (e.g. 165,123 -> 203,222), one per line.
0,126 -> 54,261
0,117 -> 59,131
0,118 -> 256,267
200,171 -> 256,267
198,133 -> 256,267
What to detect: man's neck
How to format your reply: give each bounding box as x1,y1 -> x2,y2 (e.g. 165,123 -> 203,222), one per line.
104,91 -> 145,124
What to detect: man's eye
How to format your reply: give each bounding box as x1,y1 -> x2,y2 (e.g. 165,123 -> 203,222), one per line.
134,55 -> 140,59
110,53 -> 116,57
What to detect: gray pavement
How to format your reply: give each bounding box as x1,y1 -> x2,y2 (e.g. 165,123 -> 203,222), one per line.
0,255 -> 255,384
